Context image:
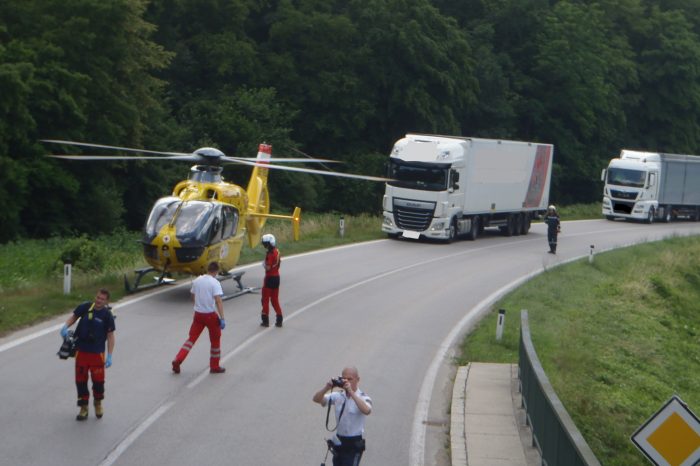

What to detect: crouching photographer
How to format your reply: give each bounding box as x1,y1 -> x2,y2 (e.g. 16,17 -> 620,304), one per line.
312,366 -> 372,466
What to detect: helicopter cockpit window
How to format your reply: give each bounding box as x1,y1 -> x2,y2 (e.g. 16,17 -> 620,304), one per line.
144,197 -> 181,238
221,206 -> 238,239
174,201 -> 216,244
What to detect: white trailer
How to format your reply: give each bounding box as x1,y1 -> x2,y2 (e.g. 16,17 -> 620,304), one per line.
601,149 -> 700,222
381,134 -> 554,241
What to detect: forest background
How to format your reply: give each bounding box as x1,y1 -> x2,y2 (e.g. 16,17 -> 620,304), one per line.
2,0 -> 700,243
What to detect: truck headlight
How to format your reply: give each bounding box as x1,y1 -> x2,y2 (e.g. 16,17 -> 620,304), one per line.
383,216 -> 394,227
431,221 -> 445,231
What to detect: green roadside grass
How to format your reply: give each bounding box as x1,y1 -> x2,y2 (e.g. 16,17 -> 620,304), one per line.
0,212 -> 384,336
458,234 -> 700,466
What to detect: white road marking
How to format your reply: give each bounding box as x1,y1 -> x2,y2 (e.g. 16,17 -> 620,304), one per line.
98,401 -> 175,466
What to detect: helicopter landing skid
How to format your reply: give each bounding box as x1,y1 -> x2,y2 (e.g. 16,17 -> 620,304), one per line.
219,271 -> 260,301
124,267 -> 174,293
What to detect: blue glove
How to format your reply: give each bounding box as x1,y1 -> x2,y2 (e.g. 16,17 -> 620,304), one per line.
60,324 -> 69,338
219,318 -> 226,330
105,353 -> 112,368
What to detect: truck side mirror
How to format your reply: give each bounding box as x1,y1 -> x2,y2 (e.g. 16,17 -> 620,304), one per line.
648,173 -> 656,188
600,169 -> 606,182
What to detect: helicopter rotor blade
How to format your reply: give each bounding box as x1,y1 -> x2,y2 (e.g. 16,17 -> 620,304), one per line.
290,147 -> 340,172
224,158 -> 391,182
41,139 -> 192,157
221,156 -> 341,164
48,154 -> 201,162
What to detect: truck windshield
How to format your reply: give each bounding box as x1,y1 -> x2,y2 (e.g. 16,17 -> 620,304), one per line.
607,167 -> 646,188
387,160 -> 448,191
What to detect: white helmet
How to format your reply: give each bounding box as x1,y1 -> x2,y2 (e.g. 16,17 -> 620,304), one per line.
548,205 -> 556,211
261,233 -> 276,247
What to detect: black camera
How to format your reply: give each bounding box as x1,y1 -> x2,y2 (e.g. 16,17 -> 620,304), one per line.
57,330 -> 77,359
331,376 -> 345,388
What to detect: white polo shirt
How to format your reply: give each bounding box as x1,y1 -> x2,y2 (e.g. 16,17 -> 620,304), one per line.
324,389 -> 372,437
191,274 -> 223,313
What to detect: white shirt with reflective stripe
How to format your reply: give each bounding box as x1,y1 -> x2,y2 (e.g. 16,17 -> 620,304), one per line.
324,389 -> 371,437
191,274 -> 223,313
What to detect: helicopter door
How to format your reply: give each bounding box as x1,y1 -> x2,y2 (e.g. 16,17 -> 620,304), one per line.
207,205 -> 224,245
221,206 -> 239,239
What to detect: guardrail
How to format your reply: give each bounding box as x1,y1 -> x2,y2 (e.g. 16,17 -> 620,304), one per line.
519,310 -> 602,466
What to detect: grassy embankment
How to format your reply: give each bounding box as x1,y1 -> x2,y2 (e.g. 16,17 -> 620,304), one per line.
0,212 -> 383,336
458,234 -> 700,466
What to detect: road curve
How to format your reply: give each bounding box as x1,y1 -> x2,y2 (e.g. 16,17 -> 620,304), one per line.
1,219 -> 699,466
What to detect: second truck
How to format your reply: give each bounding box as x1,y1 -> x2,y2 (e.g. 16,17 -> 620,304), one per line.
601,149 -> 700,223
381,134 -> 554,242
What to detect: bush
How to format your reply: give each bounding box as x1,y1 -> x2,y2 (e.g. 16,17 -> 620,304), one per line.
58,236 -> 108,272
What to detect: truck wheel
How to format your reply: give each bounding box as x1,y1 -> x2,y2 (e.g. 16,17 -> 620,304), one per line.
646,208 -> 654,224
447,219 -> 457,243
467,216 -> 479,241
503,215 -> 515,237
513,214 -> 522,236
521,214 -> 531,235
605,216 -> 615,221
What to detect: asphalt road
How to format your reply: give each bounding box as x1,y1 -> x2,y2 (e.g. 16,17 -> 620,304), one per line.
2,219 -> 699,466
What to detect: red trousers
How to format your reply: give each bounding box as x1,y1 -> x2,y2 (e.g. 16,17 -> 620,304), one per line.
174,312 -> 222,370
261,287 -> 282,316
75,351 -> 105,405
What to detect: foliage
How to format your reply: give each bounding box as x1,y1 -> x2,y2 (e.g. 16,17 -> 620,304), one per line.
459,235 -> 700,465
4,0 -> 700,242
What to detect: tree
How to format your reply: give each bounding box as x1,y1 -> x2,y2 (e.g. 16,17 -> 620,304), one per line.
526,1 -> 637,202
0,0 -> 173,240
626,5 -> 700,153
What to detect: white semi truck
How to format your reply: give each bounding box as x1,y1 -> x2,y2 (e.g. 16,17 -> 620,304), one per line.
601,149 -> 700,223
381,134 -> 554,241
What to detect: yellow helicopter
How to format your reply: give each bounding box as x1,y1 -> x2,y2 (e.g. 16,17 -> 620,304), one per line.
44,139 -> 388,298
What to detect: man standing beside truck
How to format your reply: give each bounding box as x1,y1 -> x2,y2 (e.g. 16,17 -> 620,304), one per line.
544,205 -> 561,254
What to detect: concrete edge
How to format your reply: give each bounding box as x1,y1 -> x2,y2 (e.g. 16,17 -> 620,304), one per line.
451,364 -> 469,465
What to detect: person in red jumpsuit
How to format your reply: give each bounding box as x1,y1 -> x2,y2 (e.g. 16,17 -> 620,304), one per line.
260,234 -> 284,328
172,261 -> 227,374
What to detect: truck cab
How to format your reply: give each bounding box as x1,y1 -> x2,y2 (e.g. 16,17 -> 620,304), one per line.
602,151 -> 661,222
382,135 -> 466,241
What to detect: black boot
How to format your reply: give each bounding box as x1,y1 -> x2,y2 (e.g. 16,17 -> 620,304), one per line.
275,315 -> 283,328
260,314 -> 269,327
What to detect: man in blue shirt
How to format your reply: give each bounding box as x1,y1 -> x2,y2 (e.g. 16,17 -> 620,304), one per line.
60,288 -> 116,420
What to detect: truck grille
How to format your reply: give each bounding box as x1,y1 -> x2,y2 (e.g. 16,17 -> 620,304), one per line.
612,201 -> 634,214
393,198 -> 435,231
610,189 -> 638,200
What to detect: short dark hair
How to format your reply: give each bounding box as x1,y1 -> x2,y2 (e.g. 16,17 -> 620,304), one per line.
98,288 -> 110,299
208,261 -> 220,273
